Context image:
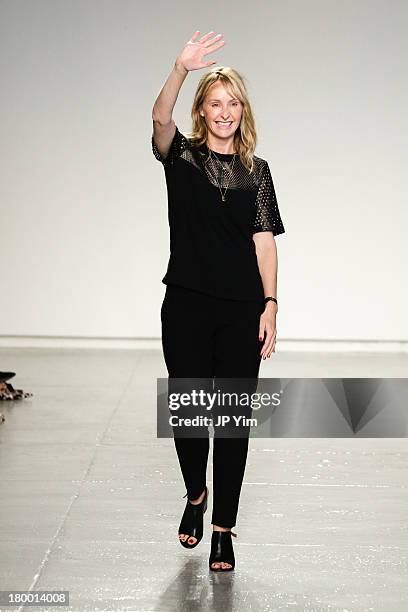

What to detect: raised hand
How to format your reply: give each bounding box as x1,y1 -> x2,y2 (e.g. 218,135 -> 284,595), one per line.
176,30 -> 225,73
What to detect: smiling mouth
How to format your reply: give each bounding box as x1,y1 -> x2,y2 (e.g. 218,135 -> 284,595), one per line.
215,121 -> 233,128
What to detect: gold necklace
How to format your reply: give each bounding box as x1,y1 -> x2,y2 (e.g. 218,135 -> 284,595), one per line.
207,149 -> 237,203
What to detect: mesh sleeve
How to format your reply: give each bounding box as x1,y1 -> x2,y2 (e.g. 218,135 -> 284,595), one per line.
151,125 -> 189,167
253,162 -> 285,235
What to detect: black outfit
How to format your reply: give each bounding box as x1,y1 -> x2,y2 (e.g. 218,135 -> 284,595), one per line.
152,125 -> 285,302
152,125 -> 285,527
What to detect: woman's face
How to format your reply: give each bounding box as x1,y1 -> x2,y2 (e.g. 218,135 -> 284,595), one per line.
200,82 -> 243,140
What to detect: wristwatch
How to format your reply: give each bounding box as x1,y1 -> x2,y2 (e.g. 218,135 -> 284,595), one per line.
264,296 -> 278,306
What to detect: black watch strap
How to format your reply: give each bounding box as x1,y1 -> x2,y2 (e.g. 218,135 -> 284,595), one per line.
264,296 -> 278,306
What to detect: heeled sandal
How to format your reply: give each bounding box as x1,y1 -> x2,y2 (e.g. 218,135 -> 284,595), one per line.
178,486 -> 209,549
209,529 -> 237,572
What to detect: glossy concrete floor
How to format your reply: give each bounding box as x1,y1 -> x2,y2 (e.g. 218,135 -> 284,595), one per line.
0,348 -> 407,612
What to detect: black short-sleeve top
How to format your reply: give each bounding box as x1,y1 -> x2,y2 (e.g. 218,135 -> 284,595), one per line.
151,125 -> 285,302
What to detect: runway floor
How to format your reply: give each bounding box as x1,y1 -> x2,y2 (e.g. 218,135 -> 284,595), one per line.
0,348 -> 407,611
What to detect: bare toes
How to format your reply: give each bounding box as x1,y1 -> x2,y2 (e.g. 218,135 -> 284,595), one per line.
179,533 -> 197,545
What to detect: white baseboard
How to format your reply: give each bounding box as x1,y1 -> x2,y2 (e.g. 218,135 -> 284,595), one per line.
0,337 -> 407,352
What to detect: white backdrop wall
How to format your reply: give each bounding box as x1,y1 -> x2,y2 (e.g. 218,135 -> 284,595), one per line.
1,0 -> 407,343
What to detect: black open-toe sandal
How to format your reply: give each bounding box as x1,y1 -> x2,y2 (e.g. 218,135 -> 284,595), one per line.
178,486 -> 209,549
209,530 -> 237,571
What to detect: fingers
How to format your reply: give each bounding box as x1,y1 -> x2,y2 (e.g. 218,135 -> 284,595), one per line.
265,334 -> 277,358
198,31 -> 218,43
203,39 -> 225,55
203,34 -> 224,48
193,31 -> 224,50
260,328 -> 277,359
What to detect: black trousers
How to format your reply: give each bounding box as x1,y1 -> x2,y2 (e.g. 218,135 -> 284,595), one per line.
160,283 -> 264,528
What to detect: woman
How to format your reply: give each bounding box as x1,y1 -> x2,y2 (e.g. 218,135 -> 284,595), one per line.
151,30 -> 285,572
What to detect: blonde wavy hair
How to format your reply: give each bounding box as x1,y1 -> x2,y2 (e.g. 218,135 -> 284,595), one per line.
185,66 -> 257,173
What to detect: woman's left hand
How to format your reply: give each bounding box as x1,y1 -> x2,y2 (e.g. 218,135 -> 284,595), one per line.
259,302 -> 278,359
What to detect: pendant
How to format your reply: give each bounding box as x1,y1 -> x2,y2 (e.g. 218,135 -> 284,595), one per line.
221,195 -> 226,202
